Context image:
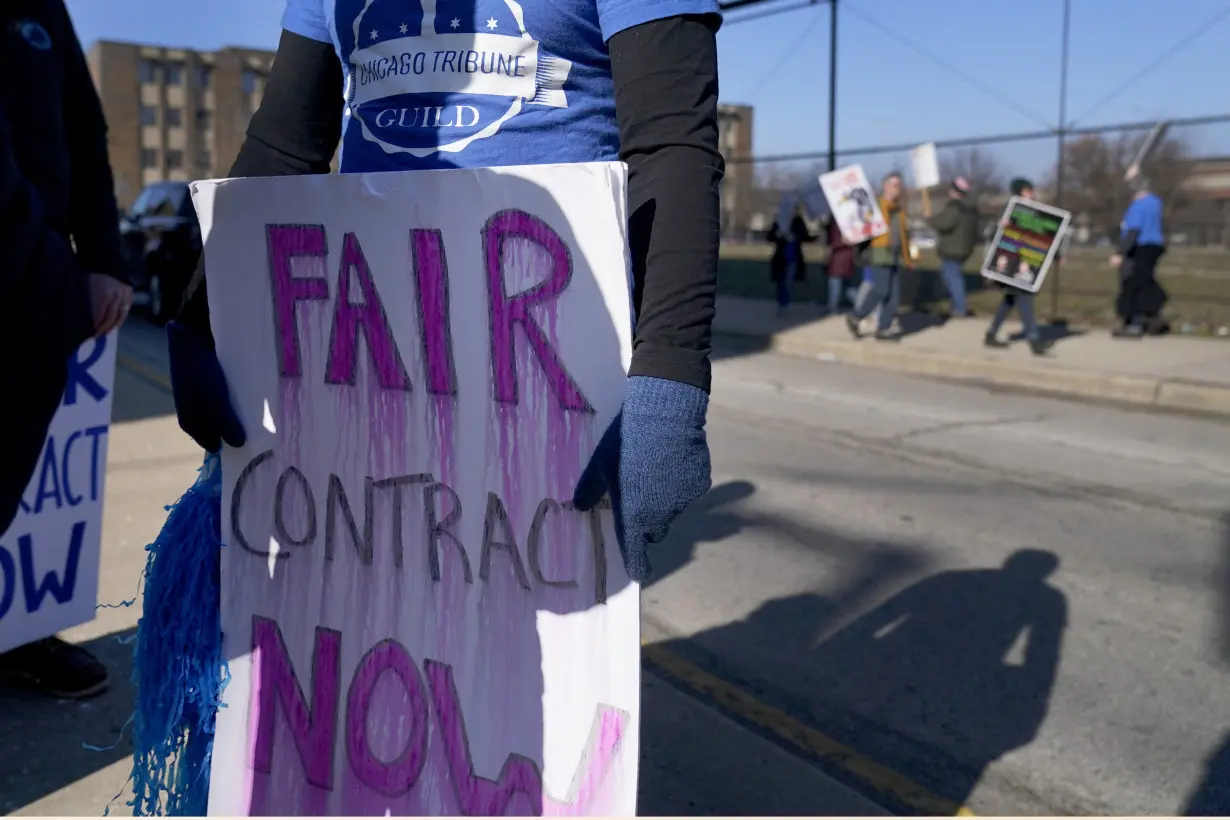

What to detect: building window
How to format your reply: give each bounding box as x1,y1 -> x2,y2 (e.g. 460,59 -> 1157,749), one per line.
197,150 -> 212,170
195,65 -> 212,89
138,59 -> 159,84
165,63 -> 183,86
139,105 -> 157,126
165,107 -> 183,128
196,109 -> 212,130
166,150 -> 184,170
241,69 -> 261,96
141,149 -> 158,169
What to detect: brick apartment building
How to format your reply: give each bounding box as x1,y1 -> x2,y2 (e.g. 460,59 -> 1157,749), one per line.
717,103 -> 755,239
85,40 -> 276,209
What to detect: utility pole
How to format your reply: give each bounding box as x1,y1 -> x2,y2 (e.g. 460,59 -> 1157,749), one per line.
1050,0 -> 1072,320
827,0 -> 838,170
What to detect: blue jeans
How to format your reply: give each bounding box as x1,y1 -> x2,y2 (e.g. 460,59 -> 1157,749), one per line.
939,258 -> 967,316
776,276 -> 791,307
852,266 -> 900,333
826,275 -> 844,312
987,291 -> 1038,340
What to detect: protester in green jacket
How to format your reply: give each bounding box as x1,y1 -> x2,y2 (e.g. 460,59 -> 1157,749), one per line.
928,177 -> 980,317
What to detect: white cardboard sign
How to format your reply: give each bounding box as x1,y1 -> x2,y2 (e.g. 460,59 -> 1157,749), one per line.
0,334 -> 116,653
194,161 -> 640,816
819,164 -> 888,244
910,142 -> 940,190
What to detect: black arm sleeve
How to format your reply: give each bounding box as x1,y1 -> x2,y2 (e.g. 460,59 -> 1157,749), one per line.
609,14 -> 723,394
177,29 -> 344,341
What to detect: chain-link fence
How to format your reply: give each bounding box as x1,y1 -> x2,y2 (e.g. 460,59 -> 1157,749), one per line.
719,114 -> 1230,332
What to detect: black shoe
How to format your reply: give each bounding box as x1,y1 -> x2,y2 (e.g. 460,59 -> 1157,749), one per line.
1028,337 -> 1051,356
1112,324 -> 1144,339
984,333 -> 1008,349
845,314 -> 863,339
874,330 -> 901,342
0,636 -> 110,699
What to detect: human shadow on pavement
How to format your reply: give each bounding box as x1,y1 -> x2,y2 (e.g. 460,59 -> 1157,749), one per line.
0,627 -> 136,813
640,481 -> 932,814
654,547 -> 1067,811
1179,511 -> 1230,815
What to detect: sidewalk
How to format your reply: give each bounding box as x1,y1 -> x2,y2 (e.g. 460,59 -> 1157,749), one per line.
714,296 -> 1230,417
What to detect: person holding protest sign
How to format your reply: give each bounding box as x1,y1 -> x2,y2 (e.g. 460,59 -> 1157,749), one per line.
845,171 -> 912,340
0,0 -> 132,699
1109,176 -> 1168,338
768,212 -> 813,315
929,176 -> 979,318
984,178 -> 1049,356
168,0 -> 724,584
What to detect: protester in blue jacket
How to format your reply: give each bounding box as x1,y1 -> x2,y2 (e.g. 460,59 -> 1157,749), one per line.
168,0 -> 725,583
1109,176 -> 1168,337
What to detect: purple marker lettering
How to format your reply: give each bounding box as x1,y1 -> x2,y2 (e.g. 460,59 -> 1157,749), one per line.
483,209 -> 593,413
251,616 -> 342,791
345,639 -> 430,796
410,229 -> 457,395
267,224 -> 330,379
424,658 -> 545,815
325,232 -> 412,390
424,659 -> 629,815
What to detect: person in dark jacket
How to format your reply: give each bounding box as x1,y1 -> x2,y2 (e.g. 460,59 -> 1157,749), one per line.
985,178 -> 1049,356
768,212 -> 813,315
928,176 -> 980,317
0,0 -> 133,700
823,215 -> 856,314
1109,176 -> 1168,338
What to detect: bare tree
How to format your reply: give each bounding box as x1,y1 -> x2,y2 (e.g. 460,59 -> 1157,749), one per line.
938,146 -> 1004,196
1045,131 -> 1191,242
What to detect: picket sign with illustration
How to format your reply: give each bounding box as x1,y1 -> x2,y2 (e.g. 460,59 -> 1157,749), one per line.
0,335 -> 116,654
193,161 -> 640,816
818,164 -> 887,245
981,196 -> 1072,293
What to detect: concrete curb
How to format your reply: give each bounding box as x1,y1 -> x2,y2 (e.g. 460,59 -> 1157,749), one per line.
715,328 -> 1230,418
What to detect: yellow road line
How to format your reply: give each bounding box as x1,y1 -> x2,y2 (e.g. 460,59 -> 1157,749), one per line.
116,350 -> 973,816
642,641 -> 977,817
117,354 -> 172,390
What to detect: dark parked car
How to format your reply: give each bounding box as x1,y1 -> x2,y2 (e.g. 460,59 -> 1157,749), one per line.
119,181 -> 201,323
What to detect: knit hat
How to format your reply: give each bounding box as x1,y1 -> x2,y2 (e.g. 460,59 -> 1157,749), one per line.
952,177 -> 972,194
1009,177 -> 1034,196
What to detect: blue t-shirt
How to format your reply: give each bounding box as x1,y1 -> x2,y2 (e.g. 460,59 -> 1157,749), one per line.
281,0 -> 720,173
1121,192 -> 1164,246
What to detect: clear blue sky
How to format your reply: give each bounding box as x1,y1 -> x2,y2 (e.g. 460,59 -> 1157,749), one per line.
65,0 -> 1230,179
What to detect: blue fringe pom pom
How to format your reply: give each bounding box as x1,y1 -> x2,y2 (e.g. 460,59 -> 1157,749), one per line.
128,451 -> 229,816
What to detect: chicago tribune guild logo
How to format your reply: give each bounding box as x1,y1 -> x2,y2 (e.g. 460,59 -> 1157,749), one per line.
345,0 -> 572,157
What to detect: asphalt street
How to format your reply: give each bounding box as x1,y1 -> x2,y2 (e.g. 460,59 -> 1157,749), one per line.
645,339 -> 1230,815
5,320 -> 1230,816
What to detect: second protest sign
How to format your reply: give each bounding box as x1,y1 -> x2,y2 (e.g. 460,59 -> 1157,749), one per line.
195,161 -> 640,816
981,196 -> 1072,293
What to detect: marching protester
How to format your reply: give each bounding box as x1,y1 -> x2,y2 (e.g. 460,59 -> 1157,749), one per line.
845,171 -> 912,340
1110,176 -> 1169,338
768,212 -> 813,316
929,176 -> 980,318
0,0 -> 132,698
984,178 -> 1049,356
169,0 -> 725,585
823,213 -> 857,314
